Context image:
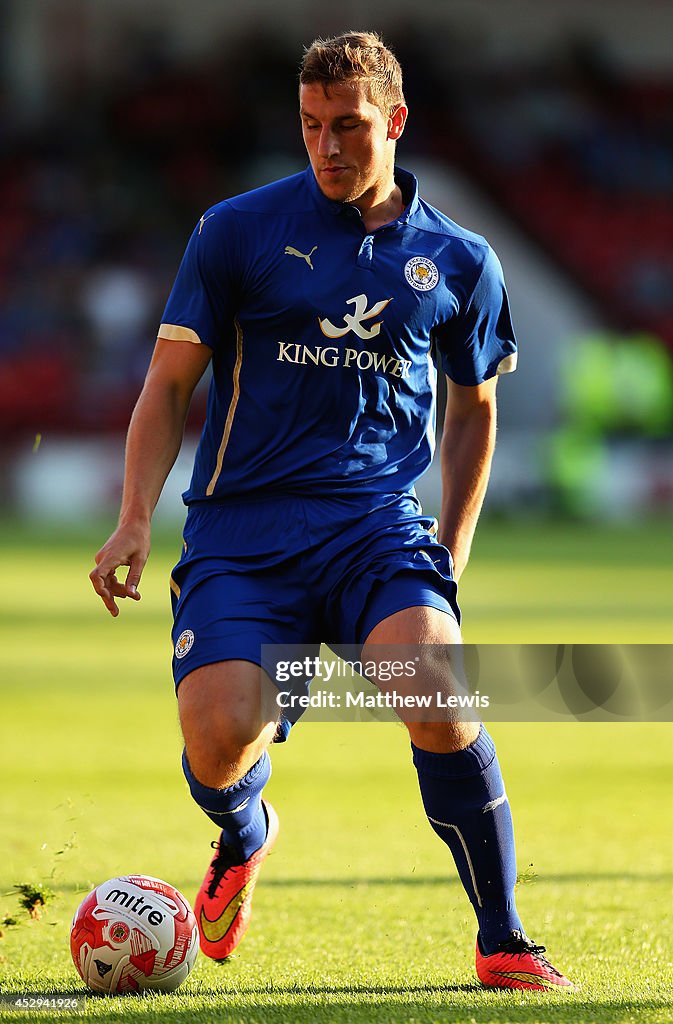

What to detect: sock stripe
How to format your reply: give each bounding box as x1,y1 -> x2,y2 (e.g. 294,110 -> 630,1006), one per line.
427,815 -> 483,907
196,795 -> 252,816
182,750 -> 271,862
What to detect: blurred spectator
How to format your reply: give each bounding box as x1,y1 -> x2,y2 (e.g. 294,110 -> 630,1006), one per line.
80,265 -> 154,378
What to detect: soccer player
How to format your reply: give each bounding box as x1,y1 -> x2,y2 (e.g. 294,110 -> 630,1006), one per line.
90,32 -> 571,990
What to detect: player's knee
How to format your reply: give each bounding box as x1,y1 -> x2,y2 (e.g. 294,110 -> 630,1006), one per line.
183,718 -> 275,788
407,719 -> 480,754
177,662 -> 278,786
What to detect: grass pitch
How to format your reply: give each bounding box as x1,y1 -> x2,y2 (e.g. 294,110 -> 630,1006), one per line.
1,518 -> 672,1023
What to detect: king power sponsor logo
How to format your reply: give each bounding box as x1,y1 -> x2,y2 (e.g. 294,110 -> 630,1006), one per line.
278,292 -> 411,379
277,340 -> 411,378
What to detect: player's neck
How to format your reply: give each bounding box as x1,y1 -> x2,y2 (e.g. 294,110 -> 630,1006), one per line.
354,181 -> 405,233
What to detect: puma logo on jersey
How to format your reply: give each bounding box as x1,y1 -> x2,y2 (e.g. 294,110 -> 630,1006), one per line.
319,294 -> 392,341
284,245 -> 317,269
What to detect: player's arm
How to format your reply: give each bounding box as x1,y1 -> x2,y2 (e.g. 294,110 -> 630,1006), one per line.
89,339 -> 212,616
438,375 -> 498,581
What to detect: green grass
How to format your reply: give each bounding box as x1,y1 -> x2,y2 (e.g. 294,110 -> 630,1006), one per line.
1,518 -> 672,1023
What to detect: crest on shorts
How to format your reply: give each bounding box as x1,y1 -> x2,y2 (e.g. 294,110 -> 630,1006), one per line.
404,256 -> 439,292
175,629 -> 195,659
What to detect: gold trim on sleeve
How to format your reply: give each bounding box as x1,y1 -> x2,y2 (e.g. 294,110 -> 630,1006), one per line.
169,576 -> 181,599
496,353 -> 517,375
206,318 -> 243,496
158,323 -> 202,345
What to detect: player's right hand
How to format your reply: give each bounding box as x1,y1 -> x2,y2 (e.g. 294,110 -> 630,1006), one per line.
89,521 -> 151,617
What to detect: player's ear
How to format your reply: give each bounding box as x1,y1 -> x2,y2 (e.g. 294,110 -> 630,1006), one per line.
387,104 -> 408,141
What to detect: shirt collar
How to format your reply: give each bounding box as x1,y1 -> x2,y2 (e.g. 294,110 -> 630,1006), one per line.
304,164 -> 420,226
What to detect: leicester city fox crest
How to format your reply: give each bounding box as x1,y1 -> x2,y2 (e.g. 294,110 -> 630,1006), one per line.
175,629 -> 195,659
404,256 -> 439,292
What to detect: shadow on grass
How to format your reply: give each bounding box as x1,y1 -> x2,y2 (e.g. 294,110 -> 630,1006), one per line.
2,982 -> 671,1024
49,871 -> 673,897
190,999 -> 670,1024
262,871 -> 673,886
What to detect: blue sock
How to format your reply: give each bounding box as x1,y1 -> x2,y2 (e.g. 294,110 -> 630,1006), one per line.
182,749 -> 271,862
412,726 -> 523,954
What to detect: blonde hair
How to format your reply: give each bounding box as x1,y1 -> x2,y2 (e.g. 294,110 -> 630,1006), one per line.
300,31 -> 405,114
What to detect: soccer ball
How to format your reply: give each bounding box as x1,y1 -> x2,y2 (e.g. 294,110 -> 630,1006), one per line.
70,875 -> 198,993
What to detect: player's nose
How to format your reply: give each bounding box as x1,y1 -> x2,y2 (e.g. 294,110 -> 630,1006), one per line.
317,126 -> 339,159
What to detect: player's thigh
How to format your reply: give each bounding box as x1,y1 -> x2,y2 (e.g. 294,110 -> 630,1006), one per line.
362,602 -> 464,703
170,543 -> 320,759
364,603 -> 462,645
363,604 -> 479,752
326,494 -> 475,750
178,660 -> 280,781
323,491 -> 460,645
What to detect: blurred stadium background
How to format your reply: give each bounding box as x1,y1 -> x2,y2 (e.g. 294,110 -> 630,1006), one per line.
2,0 -> 673,525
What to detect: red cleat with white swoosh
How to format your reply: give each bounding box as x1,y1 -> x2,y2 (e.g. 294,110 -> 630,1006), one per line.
195,801 -> 279,960
476,930 -> 574,990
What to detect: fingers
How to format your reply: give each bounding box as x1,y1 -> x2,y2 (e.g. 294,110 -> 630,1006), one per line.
124,554 -> 145,600
89,564 -> 122,617
90,524 -> 150,616
89,554 -> 145,615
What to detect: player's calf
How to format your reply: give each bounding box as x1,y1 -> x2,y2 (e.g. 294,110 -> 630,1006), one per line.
412,726 -> 525,954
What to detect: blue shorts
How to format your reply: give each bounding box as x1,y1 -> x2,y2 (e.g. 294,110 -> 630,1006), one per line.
169,491 -> 460,693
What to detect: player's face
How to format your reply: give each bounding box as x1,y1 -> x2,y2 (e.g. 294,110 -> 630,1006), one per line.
300,80 -> 406,209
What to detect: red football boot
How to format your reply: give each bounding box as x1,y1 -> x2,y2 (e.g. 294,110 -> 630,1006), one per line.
476,930 -> 574,990
195,801 -> 279,960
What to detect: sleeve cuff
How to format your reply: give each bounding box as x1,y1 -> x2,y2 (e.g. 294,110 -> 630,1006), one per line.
157,323 -> 202,345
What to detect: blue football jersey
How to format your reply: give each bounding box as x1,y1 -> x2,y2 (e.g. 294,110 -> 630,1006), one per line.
159,166 -> 517,502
